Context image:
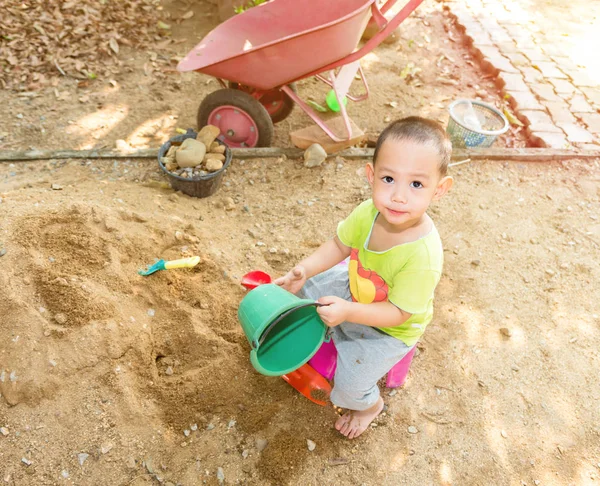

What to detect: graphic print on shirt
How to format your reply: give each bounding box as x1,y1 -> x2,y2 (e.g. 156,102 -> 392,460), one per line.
348,248 -> 388,304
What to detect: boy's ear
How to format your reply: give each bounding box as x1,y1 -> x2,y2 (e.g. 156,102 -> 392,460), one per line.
433,176 -> 453,200
366,162 -> 375,187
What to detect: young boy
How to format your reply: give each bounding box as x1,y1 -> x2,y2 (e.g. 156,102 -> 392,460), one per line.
274,117 -> 453,439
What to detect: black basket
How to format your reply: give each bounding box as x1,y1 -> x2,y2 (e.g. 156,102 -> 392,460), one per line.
157,129 -> 232,198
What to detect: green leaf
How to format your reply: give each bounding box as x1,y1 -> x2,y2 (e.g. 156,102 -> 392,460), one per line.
307,100 -> 328,112
87,72 -> 97,79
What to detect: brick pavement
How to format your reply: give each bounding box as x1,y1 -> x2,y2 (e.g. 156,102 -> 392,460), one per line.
444,0 -> 600,150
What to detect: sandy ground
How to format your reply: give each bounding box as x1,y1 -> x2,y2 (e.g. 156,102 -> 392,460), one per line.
2,1 -> 600,486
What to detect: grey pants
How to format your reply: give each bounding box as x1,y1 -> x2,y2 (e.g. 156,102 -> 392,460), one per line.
298,264 -> 413,411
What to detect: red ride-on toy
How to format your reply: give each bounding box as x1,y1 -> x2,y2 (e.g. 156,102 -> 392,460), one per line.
178,0 -> 424,147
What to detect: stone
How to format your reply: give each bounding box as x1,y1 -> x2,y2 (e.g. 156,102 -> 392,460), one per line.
545,100 -> 577,125
520,110 -> 561,133
0,249 -> 6,257
556,123 -> 594,143
184,429 -> 190,437
223,197 -> 235,211
548,78 -> 578,95
500,73 -> 528,92
78,453 -> 89,466
307,439 -> 316,452
101,443 -> 113,454
51,183 -> 63,190
570,95 -> 595,113
216,467 -> 225,484
0,427 -> 8,436
22,458 -> 32,466
205,159 -> 224,172
471,259 -> 481,266
206,423 -> 215,430
165,366 -> 173,376
578,113 -> 600,134
408,426 -> 418,434
303,143 -> 327,168
529,82 -> 562,102
210,142 -> 226,154
176,138 -> 207,168
506,90 -> 544,111
255,438 -> 268,451
501,430 -> 508,438
196,125 -> 221,148
203,153 -> 226,163
54,313 -> 67,325
500,327 -> 512,337
242,449 -> 249,459
529,131 -> 569,149
532,61 -> 567,79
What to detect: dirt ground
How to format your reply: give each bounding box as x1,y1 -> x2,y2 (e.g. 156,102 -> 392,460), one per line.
2,1 -> 600,486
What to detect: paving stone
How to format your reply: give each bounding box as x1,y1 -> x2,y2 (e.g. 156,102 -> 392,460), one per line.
556,123 -> 595,143
578,113 -> 600,134
529,131 -> 569,149
540,43 -> 568,57
489,29 -> 513,43
513,37 -> 538,49
519,67 -> 544,83
548,78 -> 578,94
500,73 -> 529,92
506,90 -> 544,111
529,83 -> 562,102
545,100 -> 578,124
478,17 -> 503,32
504,52 -> 529,68
519,110 -> 562,133
561,69 -> 599,88
580,87 -> 600,106
460,20 -> 484,33
468,31 -> 494,47
520,48 -> 551,63
579,143 -> 600,151
549,56 -> 580,72
569,95 -> 596,114
496,42 -> 519,54
533,61 -> 567,79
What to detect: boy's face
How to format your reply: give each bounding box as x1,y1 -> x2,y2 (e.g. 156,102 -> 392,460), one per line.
366,137 -> 452,228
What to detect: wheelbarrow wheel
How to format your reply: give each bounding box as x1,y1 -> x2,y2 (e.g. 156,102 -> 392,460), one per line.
197,89 -> 274,148
229,82 -> 297,124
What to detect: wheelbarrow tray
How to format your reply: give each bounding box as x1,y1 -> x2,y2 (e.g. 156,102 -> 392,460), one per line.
177,0 -> 374,91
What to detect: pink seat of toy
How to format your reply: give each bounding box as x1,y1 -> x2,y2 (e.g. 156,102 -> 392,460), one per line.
309,340 -> 416,388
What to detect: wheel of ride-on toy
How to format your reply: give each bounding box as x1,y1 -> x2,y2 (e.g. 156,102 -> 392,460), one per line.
229,82 -> 297,124
198,89 -> 274,148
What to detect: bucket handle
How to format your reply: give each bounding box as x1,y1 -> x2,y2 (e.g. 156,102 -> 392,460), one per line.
252,302 -> 325,350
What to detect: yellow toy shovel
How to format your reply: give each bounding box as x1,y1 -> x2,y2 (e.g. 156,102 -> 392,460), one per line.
138,256 -> 200,276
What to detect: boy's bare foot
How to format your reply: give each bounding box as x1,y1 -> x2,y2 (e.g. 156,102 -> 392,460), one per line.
334,397 -> 384,439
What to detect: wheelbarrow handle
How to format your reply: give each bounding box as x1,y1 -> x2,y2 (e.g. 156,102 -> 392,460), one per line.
369,0 -> 403,29
251,302 -> 325,350
301,0 -> 425,81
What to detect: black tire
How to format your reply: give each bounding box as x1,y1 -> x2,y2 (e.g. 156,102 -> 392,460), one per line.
197,88 -> 274,147
229,82 -> 297,124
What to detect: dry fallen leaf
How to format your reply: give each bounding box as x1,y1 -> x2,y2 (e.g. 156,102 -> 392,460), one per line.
109,38 -> 119,55
503,107 -> 524,127
181,11 -> 194,20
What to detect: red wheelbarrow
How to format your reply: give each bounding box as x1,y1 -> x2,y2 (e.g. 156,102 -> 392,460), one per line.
177,0 -> 424,148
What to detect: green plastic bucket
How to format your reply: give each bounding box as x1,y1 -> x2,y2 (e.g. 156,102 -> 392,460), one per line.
237,284 -> 327,376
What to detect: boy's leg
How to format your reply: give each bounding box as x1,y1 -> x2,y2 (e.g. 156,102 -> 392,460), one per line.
330,323 -> 412,439
296,264 -> 351,302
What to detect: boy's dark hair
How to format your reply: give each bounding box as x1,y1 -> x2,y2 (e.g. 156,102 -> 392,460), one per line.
373,116 -> 452,176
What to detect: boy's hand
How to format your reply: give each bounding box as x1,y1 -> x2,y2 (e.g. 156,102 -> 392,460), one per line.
316,296 -> 350,327
273,265 -> 307,294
